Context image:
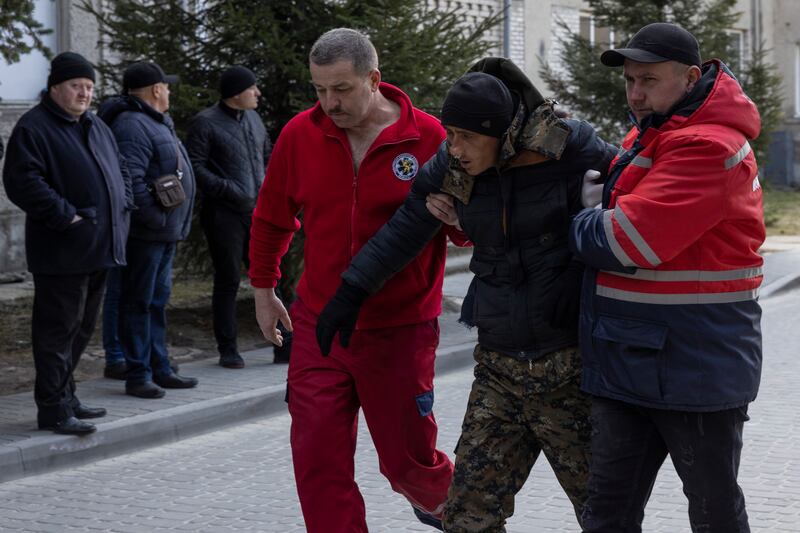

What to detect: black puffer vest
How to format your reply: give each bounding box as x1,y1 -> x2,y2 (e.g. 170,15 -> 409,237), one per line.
458,118 -> 614,359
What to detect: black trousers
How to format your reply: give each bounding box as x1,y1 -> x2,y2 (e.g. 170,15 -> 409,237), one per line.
582,396 -> 750,533
32,270 -> 107,427
201,203 -> 252,355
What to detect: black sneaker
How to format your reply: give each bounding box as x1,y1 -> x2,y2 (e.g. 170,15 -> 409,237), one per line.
219,352 -> 245,369
412,507 -> 444,531
103,360 -> 128,380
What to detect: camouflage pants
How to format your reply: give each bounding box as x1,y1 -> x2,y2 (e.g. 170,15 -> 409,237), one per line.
443,345 -> 592,533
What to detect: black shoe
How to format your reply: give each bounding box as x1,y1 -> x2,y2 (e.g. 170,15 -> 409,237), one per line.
103,361 -> 128,380
40,417 -> 96,436
126,381 -> 166,399
219,352 -> 245,369
273,339 -> 291,364
412,507 -> 444,531
154,373 -> 198,389
74,405 -> 107,419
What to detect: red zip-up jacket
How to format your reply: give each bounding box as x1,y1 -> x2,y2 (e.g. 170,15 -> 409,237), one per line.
599,61 -> 764,303
570,60 -> 765,410
249,83 -> 458,329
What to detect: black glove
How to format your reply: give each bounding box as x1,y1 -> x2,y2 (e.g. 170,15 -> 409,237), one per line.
542,260 -> 585,330
316,280 -> 370,356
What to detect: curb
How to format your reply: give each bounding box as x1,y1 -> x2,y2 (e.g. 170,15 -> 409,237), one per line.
0,341 -> 476,484
761,272 -> 800,299
0,384 -> 285,483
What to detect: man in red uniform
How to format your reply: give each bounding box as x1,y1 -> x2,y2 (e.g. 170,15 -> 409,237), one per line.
571,23 -> 764,532
248,28 -> 458,532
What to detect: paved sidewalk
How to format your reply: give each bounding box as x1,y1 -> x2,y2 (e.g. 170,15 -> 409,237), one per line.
0,243 -> 797,485
0,311 -> 476,484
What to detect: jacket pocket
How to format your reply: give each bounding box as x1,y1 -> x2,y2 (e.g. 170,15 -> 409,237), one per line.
469,259 -> 510,339
592,314 -> 668,400
60,208 -> 100,267
66,207 -> 97,235
133,201 -> 168,230
74,206 -> 98,220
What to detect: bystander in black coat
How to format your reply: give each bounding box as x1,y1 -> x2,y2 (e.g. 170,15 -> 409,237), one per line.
98,95 -> 195,242
186,102 -> 271,213
3,92 -> 132,274
185,76 -> 289,367
2,51 -> 132,434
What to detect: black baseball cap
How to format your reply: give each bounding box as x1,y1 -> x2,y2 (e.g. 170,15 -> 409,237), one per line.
122,61 -> 179,94
600,23 -> 701,67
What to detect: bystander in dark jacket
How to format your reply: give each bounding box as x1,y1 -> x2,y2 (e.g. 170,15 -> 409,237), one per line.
97,90 -> 193,380
97,61 -> 198,399
186,65 -> 290,368
2,52 -> 131,435
99,96 -> 194,242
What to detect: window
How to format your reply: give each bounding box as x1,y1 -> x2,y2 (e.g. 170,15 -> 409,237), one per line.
795,44 -> 800,117
579,13 -> 613,48
0,0 -> 59,103
724,30 -> 745,76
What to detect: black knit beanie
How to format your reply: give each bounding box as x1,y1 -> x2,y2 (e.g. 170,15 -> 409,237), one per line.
441,72 -> 514,139
47,52 -> 96,88
220,66 -> 257,99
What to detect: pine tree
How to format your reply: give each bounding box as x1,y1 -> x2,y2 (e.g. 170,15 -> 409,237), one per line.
81,0 -> 501,298
540,0 -> 783,166
739,44 -> 784,167
0,0 -> 53,64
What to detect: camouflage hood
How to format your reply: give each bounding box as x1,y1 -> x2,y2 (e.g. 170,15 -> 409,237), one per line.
440,58 -> 572,204
468,57 -> 571,164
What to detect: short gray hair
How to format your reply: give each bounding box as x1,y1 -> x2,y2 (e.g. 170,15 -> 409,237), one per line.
309,28 -> 378,76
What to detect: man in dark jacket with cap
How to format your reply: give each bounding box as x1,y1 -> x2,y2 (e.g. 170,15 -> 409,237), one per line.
3,52 -> 131,435
317,59 -> 617,531
186,66 -> 291,368
570,23 -> 763,532
98,61 -> 198,399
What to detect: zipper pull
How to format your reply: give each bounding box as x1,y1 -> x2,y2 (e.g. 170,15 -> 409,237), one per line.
529,359 -> 532,371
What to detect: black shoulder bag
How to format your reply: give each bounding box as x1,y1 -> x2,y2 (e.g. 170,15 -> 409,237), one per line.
150,139 -> 187,209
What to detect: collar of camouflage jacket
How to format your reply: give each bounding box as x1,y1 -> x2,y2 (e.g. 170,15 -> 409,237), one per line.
440,58 -> 572,204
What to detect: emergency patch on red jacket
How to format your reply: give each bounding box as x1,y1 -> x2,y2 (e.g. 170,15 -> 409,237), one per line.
393,153 -> 419,181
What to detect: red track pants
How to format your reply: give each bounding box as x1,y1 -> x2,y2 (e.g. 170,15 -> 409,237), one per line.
287,299 -> 453,533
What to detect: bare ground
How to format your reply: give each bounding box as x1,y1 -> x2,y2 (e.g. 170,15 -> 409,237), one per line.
763,187 -> 800,235
0,278 -> 271,396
